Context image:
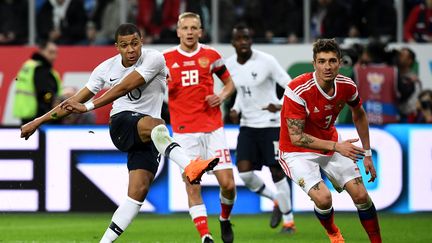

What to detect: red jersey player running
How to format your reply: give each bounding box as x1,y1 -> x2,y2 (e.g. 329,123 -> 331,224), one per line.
279,39 -> 382,243
163,12 -> 236,243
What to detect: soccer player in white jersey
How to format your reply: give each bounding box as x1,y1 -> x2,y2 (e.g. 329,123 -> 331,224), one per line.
225,24 -> 296,234
20,23 -> 219,242
279,38 -> 382,243
163,12 -> 236,243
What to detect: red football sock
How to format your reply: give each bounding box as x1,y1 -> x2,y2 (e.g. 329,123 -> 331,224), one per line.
220,203 -> 233,220
314,207 -> 339,234
358,203 -> 382,243
193,216 -> 210,237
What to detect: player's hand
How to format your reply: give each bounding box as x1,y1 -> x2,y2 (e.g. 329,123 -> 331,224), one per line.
205,94 -> 222,107
262,103 -> 281,113
229,109 -> 240,124
363,156 -> 377,182
334,138 -> 365,162
60,100 -> 87,113
20,119 -> 42,140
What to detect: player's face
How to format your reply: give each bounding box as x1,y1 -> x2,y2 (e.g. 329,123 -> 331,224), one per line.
115,33 -> 143,67
313,51 -> 340,84
231,29 -> 252,56
177,17 -> 202,51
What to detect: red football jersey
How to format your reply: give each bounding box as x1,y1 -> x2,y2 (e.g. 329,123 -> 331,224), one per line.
279,72 -> 362,155
163,44 -> 231,133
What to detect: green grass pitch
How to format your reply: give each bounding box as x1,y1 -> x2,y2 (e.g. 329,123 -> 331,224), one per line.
1,212 -> 432,242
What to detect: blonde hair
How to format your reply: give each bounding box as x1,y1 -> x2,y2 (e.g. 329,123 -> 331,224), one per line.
177,12 -> 202,28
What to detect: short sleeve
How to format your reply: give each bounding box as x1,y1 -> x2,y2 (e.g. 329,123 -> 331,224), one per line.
282,87 -> 307,120
135,51 -> 166,82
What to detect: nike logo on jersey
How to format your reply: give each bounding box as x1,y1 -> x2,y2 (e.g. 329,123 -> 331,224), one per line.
251,72 -> 257,80
109,77 -> 119,82
171,62 -> 180,68
131,112 -> 140,117
313,107 -> 320,113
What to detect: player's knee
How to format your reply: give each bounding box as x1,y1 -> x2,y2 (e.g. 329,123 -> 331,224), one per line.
312,192 -> 332,209
351,190 -> 369,204
220,178 -> 236,193
128,185 -> 149,202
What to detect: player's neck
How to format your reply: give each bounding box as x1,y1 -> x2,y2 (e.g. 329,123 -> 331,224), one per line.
180,43 -> 199,53
237,51 -> 252,64
318,79 -> 335,96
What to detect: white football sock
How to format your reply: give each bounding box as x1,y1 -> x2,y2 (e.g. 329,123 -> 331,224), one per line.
239,171 -> 274,200
100,197 -> 143,242
189,204 -> 207,220
274,177 -> 294,222
151,124 -> 190,169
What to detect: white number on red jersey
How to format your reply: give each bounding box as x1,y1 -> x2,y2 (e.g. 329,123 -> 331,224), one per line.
181,70 -> 199,86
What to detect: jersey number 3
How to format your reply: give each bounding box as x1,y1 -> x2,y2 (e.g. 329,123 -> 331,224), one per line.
181,70 -> 199,86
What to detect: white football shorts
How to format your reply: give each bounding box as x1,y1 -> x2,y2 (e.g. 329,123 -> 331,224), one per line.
279,150 -> 361,194
173,127 -> 233,171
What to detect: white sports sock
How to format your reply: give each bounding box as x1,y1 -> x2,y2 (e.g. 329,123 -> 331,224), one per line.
150,124 -> 190,169
239,171 -> 274,200
100,197 -> 143,242
274,177 -> 294,222
189,204 -> 207,220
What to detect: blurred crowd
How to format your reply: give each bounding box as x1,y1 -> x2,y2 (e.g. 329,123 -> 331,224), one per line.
1,0 -> 432,45
5,0 -> 432,125
337,40 -> 431,124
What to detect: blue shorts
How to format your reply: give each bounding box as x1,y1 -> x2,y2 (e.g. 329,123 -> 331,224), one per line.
236,127 -> 280,169
109,111 -> 160,174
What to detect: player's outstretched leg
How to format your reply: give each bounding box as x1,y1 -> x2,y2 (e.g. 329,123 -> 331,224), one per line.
185,157 -> 219,184
150,124 -> 218,183
356,197 -> 382,243
100,197 -> 142,243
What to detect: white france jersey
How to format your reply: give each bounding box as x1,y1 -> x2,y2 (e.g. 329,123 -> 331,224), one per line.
86,48 -> 167,118
225,49 -> 291,128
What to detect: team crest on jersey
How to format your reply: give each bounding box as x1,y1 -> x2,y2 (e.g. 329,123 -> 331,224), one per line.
198,57 -> 210,68
298,178 -> 305,189
366,72 -> 384,94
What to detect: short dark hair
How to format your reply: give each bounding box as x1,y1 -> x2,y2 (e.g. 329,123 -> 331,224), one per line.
114,23 -> 141,42
312,38 -> 341,60
231,23 -> 250,39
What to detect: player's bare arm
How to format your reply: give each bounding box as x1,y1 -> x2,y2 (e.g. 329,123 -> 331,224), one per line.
21,87 -> 94,140
351,105 -> 376,182
206,75 -> 235,107
62,71 -> 145,113
287,118 -> 365,161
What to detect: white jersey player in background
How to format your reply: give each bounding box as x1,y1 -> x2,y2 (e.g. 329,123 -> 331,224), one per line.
20,23 -> 218,242
225,24 -> 296,233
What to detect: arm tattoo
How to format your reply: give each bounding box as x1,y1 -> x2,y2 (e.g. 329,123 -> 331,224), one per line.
311,182 -> 321,191
288,118 -> 314,147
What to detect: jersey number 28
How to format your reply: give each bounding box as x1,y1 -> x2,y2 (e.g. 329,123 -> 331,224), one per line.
181,70 -> 199,86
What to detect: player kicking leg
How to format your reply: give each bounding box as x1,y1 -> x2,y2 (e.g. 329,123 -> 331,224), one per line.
100,120 -> 218,243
